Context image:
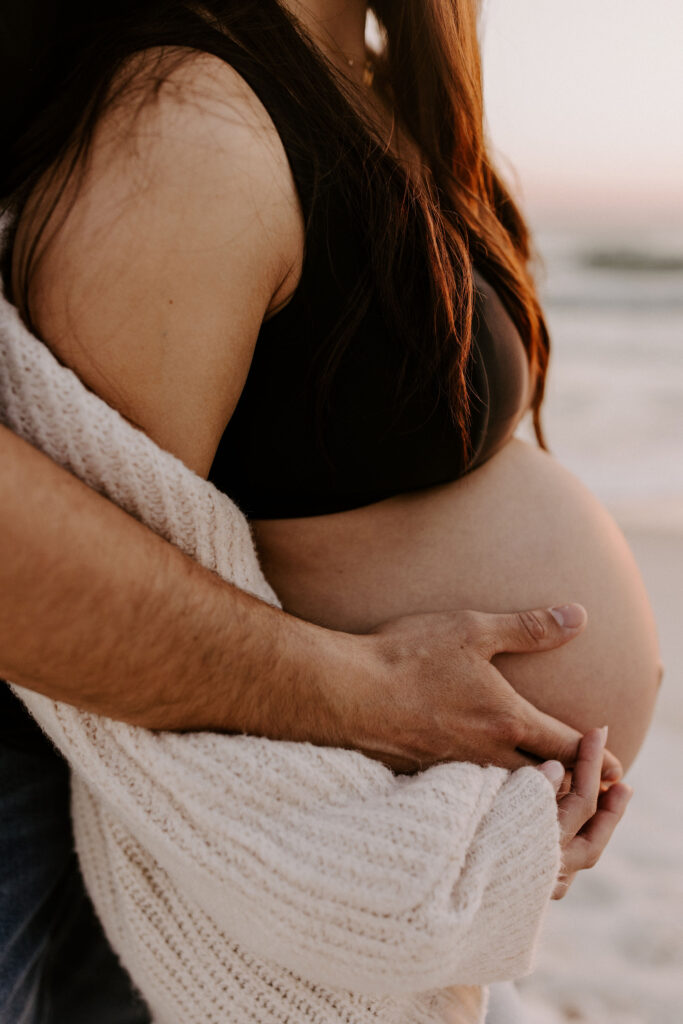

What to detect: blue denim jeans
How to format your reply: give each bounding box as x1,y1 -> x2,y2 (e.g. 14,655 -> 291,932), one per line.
0,683 -> 150,1024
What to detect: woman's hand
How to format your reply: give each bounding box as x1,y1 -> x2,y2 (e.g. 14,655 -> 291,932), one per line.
538,728 -> 633,899
355,603 -> 623,780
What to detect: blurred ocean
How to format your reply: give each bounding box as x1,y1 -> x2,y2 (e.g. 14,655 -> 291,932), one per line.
524,221 -> 683,524
518,216 -> 683,1024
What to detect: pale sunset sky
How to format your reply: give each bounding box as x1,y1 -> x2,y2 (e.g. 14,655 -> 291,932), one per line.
480,0 -> 683,225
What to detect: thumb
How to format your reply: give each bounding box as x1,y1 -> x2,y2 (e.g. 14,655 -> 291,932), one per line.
537,760 -> 565,794
487,603 -> 587,656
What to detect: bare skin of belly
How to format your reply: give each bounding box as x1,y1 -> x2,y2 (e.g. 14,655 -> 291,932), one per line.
252,439 -> 661,772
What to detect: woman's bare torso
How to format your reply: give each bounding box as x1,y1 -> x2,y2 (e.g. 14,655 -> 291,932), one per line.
248,76 -> 660,775
252,438 -> 660,771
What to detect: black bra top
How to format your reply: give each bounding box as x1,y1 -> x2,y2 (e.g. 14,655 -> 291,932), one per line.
208,49 -> 531,519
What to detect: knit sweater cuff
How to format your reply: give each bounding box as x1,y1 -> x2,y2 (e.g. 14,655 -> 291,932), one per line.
444,765 -> 561,984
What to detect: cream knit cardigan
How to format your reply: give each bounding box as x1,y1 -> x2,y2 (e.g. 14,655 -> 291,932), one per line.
0,216 -> 560,1024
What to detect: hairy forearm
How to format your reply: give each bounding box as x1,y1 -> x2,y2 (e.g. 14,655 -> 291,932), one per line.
1,428 -> 620,777
0,426 -> 361,740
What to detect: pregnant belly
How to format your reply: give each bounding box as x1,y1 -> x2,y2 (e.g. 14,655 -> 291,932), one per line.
251,439 -> 660,771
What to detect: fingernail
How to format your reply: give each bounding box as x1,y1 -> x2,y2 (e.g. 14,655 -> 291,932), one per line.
599,725 -> 609,747
602,765 -> 621,782
538,760 -> 565,787
549,604 -> 586,629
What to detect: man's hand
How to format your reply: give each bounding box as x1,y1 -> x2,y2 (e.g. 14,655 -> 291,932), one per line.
352,603 -> 622,780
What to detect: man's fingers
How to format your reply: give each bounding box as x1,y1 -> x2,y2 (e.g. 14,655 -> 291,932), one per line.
488,749 -> 540,772
483,603 -> 587,657
517,700 -> 623,781
516,700 -> 583,766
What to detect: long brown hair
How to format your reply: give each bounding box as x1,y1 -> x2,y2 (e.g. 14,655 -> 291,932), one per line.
1,0 -> 549,456
370,0 -> 549,447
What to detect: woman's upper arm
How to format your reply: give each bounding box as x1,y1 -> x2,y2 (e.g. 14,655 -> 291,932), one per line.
19,51 -> 304,475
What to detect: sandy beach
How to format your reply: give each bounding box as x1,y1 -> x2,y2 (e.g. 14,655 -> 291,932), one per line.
520,516 -> 683,1024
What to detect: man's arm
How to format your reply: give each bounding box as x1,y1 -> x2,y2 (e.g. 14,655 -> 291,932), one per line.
2,50 -> 621,776
0,424 -> 352,742
0,426 -> 622,778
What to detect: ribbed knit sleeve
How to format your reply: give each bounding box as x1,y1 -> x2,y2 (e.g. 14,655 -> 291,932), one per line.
12,693 -> 561,994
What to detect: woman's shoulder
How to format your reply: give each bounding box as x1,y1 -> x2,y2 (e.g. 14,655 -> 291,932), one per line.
109,45 -> 291,156
12,44 -> 304,475
98,45 -> 305,273
14,45 -> 304,304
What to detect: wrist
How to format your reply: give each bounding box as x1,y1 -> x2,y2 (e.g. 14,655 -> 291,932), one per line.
306,627 -> 398,755
276,616 -> 381,749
